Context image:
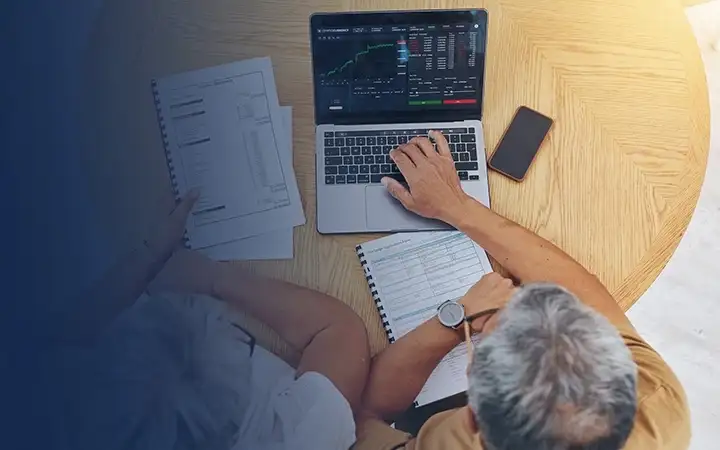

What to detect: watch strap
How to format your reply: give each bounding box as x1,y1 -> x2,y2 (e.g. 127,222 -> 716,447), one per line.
465,308 -> 500,323
465,308 -> 500,333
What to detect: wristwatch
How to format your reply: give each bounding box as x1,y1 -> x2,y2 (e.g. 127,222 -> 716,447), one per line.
436,300 -> 465,329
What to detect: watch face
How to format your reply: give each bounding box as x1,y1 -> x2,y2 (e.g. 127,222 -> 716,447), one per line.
438,302 -> 464,328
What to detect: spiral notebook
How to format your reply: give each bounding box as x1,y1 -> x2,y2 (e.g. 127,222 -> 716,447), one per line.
356,231 -> 493,407
151,57 -> 305,249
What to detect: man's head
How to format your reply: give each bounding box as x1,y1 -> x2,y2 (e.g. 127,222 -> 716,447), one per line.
467,283 -> 637,450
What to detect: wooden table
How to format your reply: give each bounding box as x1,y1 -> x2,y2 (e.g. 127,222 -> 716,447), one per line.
84,0 -> 709,355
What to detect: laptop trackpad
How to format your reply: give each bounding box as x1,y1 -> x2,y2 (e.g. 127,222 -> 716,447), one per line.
365,185 -> 444,231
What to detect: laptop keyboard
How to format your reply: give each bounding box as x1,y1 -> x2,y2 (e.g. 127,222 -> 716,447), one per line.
322,127 -> 481,185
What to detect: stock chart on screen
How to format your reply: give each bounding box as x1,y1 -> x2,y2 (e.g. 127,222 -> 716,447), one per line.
313,22 -> 485,115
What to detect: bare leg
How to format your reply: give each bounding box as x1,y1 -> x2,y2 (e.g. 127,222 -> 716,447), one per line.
150,249 -> 371,413
212,264 -> 371,413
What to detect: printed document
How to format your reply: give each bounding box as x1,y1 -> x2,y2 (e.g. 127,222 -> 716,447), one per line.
357,231 -> 493,406
153,57 -> 305,248
199,107 -> 294,260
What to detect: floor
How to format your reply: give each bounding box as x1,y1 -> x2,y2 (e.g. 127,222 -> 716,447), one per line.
627,2 -> 720,448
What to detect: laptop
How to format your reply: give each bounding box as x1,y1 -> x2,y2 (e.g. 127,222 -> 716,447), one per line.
310,9 -> 490,233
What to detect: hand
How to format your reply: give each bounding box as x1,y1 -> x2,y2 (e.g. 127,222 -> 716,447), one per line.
148,248 -> 220,296
144,189 -> 200,261
459,273 -> 516,333
382,131 -> 473,224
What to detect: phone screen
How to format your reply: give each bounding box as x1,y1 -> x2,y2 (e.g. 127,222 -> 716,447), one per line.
488,107 -> 553,181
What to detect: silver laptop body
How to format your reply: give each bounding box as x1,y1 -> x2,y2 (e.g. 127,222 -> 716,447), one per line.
310,10 -> 490,234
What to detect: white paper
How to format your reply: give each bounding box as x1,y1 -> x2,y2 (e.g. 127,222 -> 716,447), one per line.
153,57 -> 305,248
358,231 -> 493,406
199,107 -> 294,260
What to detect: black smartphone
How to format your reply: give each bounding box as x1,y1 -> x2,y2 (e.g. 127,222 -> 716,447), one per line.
488,106 -> 554,181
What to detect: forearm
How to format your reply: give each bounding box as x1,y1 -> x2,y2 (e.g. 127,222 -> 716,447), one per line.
451,200 -> 589,284
362,317 -> 461,420
448,199 -> 630,325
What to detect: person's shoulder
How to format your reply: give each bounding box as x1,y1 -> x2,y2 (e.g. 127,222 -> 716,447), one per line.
614,324 -> 690,450
414,407 -> 478,449
614,324 -> 686,406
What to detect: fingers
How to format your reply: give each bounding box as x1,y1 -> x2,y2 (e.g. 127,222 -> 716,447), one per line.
171,188 -> 200,221
398,142 -> 427,166
482,272 -> 514,287
430,131 -> 452,158
381,177 -> 414,209
410,136 -> 436,159
483,272 -> 505,282
390,147 -> 416,174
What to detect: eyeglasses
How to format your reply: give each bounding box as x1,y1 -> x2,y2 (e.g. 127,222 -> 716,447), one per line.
463,308 -> 500,363
231,323 -> 256,357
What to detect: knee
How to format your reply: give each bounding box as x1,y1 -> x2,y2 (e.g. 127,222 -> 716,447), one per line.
337,308 -> 371,351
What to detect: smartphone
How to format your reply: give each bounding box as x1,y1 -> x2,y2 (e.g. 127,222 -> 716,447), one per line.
488,106 -> 554,181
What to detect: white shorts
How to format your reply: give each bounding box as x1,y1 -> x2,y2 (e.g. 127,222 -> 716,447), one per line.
235,346 -> 356,450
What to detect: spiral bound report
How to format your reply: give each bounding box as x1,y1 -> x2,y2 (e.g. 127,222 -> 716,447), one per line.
356,245 -> 396,344
149,58 -> 306,251
151,79 -> 191,248
353,231 -> 493,408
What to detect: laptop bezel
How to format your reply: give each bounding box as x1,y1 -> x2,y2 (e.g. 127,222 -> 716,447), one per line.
310,9 -> 488,126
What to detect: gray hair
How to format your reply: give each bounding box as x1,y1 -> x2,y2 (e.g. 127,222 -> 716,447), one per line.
468,283 -> 637,450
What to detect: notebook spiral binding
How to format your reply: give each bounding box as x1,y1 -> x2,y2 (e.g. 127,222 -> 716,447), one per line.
356,245 -> 396,344
151,79 -> 191,248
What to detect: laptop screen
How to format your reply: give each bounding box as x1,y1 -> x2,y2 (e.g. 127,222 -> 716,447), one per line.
311,10 -> 487,125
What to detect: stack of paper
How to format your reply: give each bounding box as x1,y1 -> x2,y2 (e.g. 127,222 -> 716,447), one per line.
200,106 -> 297,260
152,57 -> 304,260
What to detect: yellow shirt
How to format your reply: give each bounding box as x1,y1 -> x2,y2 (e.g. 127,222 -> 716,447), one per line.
354,323 -> 690,450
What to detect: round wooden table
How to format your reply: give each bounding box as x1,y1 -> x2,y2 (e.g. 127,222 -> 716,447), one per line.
84,0 -> 709,355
